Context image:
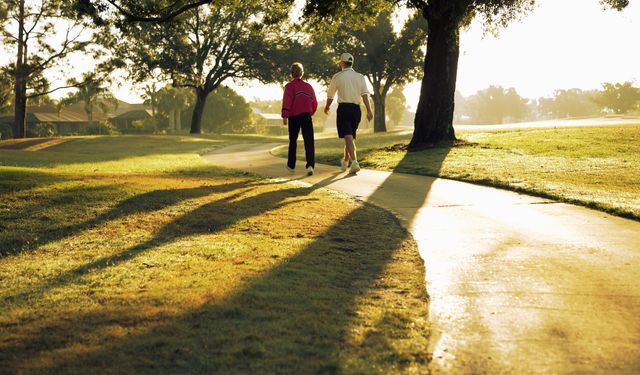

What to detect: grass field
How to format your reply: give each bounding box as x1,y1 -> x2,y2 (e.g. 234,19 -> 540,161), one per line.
277,125 -> 640,220
0,135 -> 431,374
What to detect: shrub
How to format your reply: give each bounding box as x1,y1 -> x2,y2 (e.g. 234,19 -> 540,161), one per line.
123,118 -> 158,134
0,123 -> 12,139
26,122 -> 57,138
84,122 -> 117,135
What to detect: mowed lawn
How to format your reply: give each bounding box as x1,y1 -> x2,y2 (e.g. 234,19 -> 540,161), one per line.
279,125 -> 640,220
0,136 -> 430,374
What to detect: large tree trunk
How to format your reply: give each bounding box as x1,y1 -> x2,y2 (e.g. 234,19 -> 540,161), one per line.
372,93 -> 387,133
409,11 -> 460,150
190,89 -> 207,134
13,0 -> 26,139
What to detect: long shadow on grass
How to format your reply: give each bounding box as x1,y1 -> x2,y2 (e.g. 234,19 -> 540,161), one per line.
3,142 -> 452,373
0,179 -> 253,258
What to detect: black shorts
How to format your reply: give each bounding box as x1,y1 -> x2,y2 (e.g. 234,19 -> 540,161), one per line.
336,103 -> 361,139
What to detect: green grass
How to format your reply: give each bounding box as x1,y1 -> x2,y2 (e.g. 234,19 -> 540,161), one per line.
276,125 -> 640,220
0,135 -> 431,374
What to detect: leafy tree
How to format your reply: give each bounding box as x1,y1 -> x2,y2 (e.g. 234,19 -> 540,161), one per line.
385,86 -> 407,127
304,0 -> 631,149
464,86 -> 529,124
190,85 -> 254,134
58,73 -> 117,127
338,11 -> 426,132
592,82 -> 640,114
156,86 -> 194,132
141,82 -> 160,116
0,74 -> 13,114
537,89 -> 600,118
1,0 -> 102,138
115,1 -> 291,134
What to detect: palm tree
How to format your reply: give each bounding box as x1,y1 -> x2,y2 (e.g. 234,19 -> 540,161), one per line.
141,82 -> 159,116
58,73 -> 117,128
157,86 -> 194,132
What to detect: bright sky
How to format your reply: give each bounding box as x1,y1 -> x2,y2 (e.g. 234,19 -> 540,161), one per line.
236,0 -> 640,110
1,0 -> 638,110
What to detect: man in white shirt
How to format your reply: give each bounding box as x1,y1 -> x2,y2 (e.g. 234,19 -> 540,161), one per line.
324,53 -> 373,174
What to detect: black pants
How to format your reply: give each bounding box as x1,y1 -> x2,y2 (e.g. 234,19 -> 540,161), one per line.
287,113 -> 315,169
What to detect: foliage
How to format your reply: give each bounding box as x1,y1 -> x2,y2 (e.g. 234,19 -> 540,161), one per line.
186,86 -> 255,134
537,89 -> 600,118
304,0 -> 631,147
84,121 -> 117,135
1,0 -> 104,137
385,85 -> 407,127
462,86 -> 530,124
115,1 -> 293,133
0,123 -> 13,139
25,122 -> 57,138
155,85 -> 194,132
0,73 -> 12,114
592,81 -> 640,114
123,117 -> 158,134
58,73 -> 118,123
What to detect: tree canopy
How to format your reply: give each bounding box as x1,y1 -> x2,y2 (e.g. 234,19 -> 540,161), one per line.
115,0 -> 292,133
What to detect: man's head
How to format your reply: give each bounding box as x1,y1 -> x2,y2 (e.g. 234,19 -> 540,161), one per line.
338,53 -> 354,70
291,62 -> 304,78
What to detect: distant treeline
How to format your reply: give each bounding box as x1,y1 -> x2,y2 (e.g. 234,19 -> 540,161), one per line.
454,82 -> 640,125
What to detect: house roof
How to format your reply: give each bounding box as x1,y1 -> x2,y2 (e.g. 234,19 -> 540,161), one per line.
109,109 -> 152,120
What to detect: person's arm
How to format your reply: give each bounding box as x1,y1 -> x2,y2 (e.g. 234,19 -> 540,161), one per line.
360,75 -> 373,122
281,84 -> 293,124
325,77 -> 337,114
310,85 -> 318,115
362,95 -> 373,122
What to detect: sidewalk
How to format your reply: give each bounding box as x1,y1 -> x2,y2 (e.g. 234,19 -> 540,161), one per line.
204,144 -> 640,374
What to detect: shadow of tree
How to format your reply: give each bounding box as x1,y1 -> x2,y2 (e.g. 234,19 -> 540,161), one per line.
1,179 -> 253,258
2,142 -> 453,373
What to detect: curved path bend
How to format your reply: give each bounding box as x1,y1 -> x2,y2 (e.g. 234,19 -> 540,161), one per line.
204,144 -> 640,374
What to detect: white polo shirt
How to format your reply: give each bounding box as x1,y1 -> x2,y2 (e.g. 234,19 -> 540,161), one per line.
327,68 -> 371,105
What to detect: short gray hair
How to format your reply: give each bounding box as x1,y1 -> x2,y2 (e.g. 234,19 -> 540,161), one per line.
291,62 -> 304,78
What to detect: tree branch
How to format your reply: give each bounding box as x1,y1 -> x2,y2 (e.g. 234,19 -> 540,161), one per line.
106,0 -> 213,22
26,79 -> 91,99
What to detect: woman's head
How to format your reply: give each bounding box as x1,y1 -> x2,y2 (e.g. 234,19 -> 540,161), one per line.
291,62 -> 304,78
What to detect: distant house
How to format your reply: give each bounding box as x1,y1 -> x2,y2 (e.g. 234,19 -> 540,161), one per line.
108,109 -> 152,130
252,107 -> 286,135
0,106 -> 107,136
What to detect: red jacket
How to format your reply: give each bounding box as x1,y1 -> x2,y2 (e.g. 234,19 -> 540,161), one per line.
281,78 -> 318,118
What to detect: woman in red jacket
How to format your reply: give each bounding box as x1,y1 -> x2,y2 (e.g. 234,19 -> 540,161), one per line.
281,62 -> 318,176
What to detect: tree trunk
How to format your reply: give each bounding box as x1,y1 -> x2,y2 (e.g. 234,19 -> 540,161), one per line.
372,93 -> 387,133
409,11 -> 460,150
190,89 -> 207,134
168,109 -> 176,131
13,0 -> 26,139
175,109 -> 182,131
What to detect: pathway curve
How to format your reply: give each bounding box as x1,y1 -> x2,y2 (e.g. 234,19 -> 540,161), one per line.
204,144 -> 640,374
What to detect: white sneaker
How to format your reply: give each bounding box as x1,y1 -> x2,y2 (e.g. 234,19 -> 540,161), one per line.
349,160 -> 360,174
340,159 -> 349,171
286,166 -> 295,174
306,166 -> 314,176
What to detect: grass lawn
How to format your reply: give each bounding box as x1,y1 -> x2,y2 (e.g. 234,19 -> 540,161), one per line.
0,135 -> 430,374
276,125 -> 640,220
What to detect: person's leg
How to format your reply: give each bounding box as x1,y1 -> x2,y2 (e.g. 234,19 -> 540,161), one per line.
344,134 -> 356,161
301,115 -> 315,168
287,118 -> 301,169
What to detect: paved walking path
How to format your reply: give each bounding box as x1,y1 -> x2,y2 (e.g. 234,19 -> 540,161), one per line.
204,144 -> 640,374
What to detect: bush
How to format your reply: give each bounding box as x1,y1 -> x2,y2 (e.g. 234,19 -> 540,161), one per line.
122,117 -> 158,134
0,123 -> 12,139
83,122 -> 117,135
26,122 -> 57,138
